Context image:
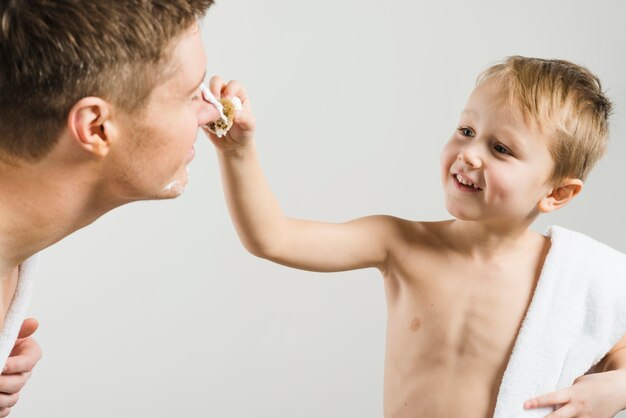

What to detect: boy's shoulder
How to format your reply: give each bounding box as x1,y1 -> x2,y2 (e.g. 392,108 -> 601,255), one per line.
367,216 -> 451,249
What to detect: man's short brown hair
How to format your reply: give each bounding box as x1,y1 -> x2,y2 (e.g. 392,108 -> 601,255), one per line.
0,0 -> 214,161
477,56 -> 612,185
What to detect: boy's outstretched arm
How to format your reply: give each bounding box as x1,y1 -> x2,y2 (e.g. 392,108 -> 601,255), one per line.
205,77 -> 394,272
523,333 -> 626,417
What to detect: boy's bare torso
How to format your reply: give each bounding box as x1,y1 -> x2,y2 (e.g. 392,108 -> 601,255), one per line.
381,220 -> 550,418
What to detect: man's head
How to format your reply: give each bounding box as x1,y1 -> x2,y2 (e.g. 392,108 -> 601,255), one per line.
0,0 -> 217,203
440,56 -> 612,226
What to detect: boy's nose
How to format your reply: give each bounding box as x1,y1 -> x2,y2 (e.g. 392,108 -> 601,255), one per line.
457,151 -> 482,169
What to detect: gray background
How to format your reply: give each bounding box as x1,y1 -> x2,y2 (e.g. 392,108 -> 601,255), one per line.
14,0 -> 626,417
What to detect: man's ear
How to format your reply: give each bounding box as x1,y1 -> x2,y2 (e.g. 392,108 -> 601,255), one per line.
67,97 -> 116,157
538,178 -> 584,213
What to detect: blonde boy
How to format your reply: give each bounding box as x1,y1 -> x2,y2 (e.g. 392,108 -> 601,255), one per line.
206,57 -> 626,418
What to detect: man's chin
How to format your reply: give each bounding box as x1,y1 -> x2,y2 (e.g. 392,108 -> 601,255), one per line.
160,179 -> 188,199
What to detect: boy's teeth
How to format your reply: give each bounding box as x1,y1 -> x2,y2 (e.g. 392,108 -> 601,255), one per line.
456,174 -> 479,189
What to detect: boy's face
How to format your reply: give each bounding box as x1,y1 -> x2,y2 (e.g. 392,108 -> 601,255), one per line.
440,80 -> 556,226
106,23 -> 218,202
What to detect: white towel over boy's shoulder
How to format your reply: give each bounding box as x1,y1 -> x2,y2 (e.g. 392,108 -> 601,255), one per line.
494,225 -> 626,418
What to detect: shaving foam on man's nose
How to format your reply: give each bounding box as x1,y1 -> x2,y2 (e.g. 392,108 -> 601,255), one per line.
200,83 -> 227,122
200,82 -> 243,138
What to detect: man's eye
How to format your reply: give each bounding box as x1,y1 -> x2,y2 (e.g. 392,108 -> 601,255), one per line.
457,127 -> 475,137
494,144 -> 512,155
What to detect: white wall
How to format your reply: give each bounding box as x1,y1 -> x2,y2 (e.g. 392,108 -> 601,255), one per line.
15,0 -> 626,416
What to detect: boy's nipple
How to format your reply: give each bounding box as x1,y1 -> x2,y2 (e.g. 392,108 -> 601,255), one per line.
411,318 -> 422,332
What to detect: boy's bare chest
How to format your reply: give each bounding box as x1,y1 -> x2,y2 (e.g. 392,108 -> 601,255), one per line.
382,249 -> 545,417
385,257 -> 539,369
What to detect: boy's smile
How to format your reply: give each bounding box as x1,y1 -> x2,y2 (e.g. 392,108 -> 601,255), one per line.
440,79 -> 555,226
452,172 -> 482,192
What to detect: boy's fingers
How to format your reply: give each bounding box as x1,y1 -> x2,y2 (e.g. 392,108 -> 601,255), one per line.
17,318 -> 39,340
207,77 -> 251,112
524,389 -> 570,409
208,75 -> 225,98
222,80 -> 250,109
545,403 -> 576,418
233,110 -> 255,132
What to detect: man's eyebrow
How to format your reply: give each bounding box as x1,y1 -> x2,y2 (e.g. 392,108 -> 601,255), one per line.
187,70 -> 207,95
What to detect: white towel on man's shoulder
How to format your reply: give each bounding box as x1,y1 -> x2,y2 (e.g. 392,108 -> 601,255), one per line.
493,226 -> 626,417
0,255 -> 39,372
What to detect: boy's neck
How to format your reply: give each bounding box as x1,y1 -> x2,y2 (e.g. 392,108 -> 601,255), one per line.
444,219 -> 545,263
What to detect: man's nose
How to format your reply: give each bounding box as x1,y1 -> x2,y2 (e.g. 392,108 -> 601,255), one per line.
198,100 -> 220,126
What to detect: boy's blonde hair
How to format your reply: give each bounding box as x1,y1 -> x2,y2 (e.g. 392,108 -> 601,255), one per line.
477,56 -> 612,185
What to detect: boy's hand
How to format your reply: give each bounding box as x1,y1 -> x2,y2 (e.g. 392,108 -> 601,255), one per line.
523,370 -> 626,417
202,76 -> 256,152
0,318 -> 42,417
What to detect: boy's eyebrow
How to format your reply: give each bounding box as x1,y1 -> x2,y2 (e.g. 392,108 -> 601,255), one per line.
460,109 -> 526,151
497,127 -> 527,152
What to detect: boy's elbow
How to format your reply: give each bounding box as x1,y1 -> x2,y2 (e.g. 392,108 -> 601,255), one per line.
240,237 -> 279,260
237,222 -> 289,260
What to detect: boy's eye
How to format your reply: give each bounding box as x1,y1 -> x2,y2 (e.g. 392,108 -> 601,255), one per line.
457,126 -> 475,137
494,144 -> 512,155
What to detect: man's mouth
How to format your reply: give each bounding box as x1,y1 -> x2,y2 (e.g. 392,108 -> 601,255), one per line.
453,173 -> 482,190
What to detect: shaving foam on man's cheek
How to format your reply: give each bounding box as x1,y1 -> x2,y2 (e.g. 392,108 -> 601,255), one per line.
200,82 -> 243,138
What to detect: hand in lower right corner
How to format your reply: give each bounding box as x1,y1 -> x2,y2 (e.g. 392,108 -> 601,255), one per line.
202,75 -> 257,152
523,370 -> 626,418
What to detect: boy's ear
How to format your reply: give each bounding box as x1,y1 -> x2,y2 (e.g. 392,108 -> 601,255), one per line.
538,178 -> 584,213
67,97 -> 117,157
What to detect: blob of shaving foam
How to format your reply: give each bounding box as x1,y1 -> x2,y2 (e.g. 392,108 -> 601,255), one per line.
199,83 -> 243,138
